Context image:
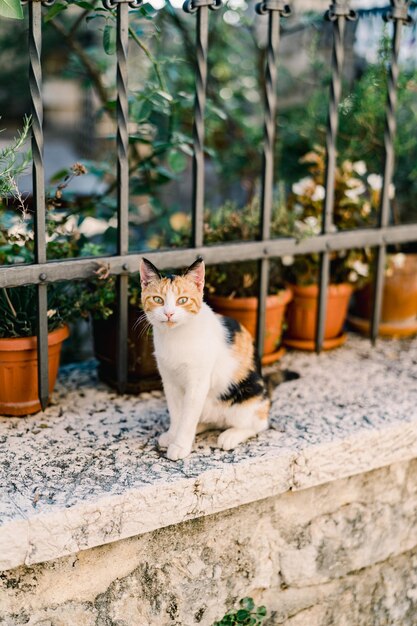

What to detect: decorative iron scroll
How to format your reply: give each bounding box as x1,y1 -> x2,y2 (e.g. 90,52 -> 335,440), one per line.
256,0 -> 291,16
183,0 -> 221,14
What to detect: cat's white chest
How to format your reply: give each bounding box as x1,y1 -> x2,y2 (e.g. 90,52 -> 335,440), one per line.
152,305 -> 228,385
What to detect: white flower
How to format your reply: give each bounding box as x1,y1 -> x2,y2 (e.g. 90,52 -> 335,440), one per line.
367,174 -> 383,191
7,221 -> 29,238
345,185 -> 366,200
298,215 -> 322,236
305,216 -> 319,229
78,217 -> 117,236
281,255 -> 294,266
352,260 -> 369,277
348,271 -> 358,283
311,185 -> 325,202
391,253 -> 406,269
293,203 -> 304,216
292,177 -> 314,196
353,161 -> 367,176
47,309 -> 57,318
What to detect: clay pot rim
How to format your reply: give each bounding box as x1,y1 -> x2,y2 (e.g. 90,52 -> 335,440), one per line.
288,282 -> 353,297
0,324 -> 70,352
208,288 -> 293,310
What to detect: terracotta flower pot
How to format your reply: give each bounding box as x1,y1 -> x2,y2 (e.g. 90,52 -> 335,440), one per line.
285,283 -> 353,349
350,254 -> 417,337
92,306 -> 161,393
208,289 -> 293,364
0,325 -> 70,417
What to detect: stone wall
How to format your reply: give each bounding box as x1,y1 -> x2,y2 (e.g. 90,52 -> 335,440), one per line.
2,457 -> 417,626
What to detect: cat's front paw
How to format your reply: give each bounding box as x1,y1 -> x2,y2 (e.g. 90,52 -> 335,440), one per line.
166,442 -> 192,461
158,431 -> 173,449
218,428 -> 253,451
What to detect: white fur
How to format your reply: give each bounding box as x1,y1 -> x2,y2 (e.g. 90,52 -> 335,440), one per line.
150,300 -> 269,461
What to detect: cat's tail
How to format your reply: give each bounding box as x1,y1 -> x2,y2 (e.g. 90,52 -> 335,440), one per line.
263,369 -> 300,398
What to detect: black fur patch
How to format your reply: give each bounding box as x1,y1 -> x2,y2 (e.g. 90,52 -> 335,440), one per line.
142,257 -> 162,279
184,257 -> 204,276
221,316 -> 241,344
220,370 -> 267,405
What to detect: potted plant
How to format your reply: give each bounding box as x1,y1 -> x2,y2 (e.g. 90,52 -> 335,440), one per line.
0,141 -> 92,415
85,272 -> 161,393
167,201 -> 292,364
280,147 -> 377,350
349,251 -> 417,337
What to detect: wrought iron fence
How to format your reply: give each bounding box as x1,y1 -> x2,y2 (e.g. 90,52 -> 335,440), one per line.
1,0 -> 417,409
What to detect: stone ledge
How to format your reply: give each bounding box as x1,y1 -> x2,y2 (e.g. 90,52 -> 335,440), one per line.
1,334 -> 416,572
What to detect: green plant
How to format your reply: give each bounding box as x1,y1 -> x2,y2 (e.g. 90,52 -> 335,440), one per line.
203,200 -> 287,298
151,198 -> 289,298
0,0 -> 23,20
0,163 -> 102,338
213,597 -> 268,626
0,117 -> 31,206
278,32 -> 417,224
36,0 -> 196,250
279,146 -> 378,287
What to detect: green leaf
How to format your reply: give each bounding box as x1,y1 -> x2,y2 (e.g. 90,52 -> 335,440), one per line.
86,13 -> 105,22
49,168 -> 70,183
155,165 -> 177,181
103,24 -> 116,55
236,610 -> 250,622
256,607 -> 267,617
74,0 -> 95,7
240,598 -> 255,611
0,0 -> 23,20
156,89 -> 173,102
133,99 -> 153,122
168,150 -> 187,174
210,104 -> 227,121
44,2 -> 67,22
178,143 -> 193,157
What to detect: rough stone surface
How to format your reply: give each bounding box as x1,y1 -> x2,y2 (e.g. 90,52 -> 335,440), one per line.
1,335 -> 417,570
1,458 -> 417,625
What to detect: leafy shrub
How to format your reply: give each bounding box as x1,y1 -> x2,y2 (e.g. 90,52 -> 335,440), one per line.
213,597 -> 268,626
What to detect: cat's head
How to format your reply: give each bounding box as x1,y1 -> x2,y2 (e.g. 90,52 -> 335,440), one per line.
140,257 -> 205,329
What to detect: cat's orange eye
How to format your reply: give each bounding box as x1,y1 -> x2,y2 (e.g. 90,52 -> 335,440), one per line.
177,297 -> 188,305
153,296 -> 164,304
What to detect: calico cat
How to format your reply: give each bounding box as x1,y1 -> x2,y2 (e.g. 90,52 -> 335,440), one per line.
140,256 -> 270,461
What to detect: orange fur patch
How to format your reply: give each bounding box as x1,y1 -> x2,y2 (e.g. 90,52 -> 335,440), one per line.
141,275 -> 202,314
256,402 -> 270,420
230,326 -> 254,384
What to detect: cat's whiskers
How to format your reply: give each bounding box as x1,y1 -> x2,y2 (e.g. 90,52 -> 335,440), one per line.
132,310 -> 147,331
133,311 -> 152,339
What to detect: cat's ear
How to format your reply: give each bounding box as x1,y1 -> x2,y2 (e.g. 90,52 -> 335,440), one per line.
140,258 -> 162,288
184,256 -> 205,292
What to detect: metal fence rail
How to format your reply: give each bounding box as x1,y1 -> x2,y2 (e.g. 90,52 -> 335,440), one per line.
1,0 -> 416,407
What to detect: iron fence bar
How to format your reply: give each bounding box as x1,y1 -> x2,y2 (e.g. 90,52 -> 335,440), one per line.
370,0 -> 412,344
3,223 -> 417,289
255,0 -> 291,359
116,0 -> 129,394
29,0 -> 50,411
101,0 -> 142,393
316,0 -> 356,353
184,0 -> 221,248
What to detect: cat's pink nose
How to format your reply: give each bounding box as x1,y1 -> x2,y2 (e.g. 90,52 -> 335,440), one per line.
165,312 -> 173,320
